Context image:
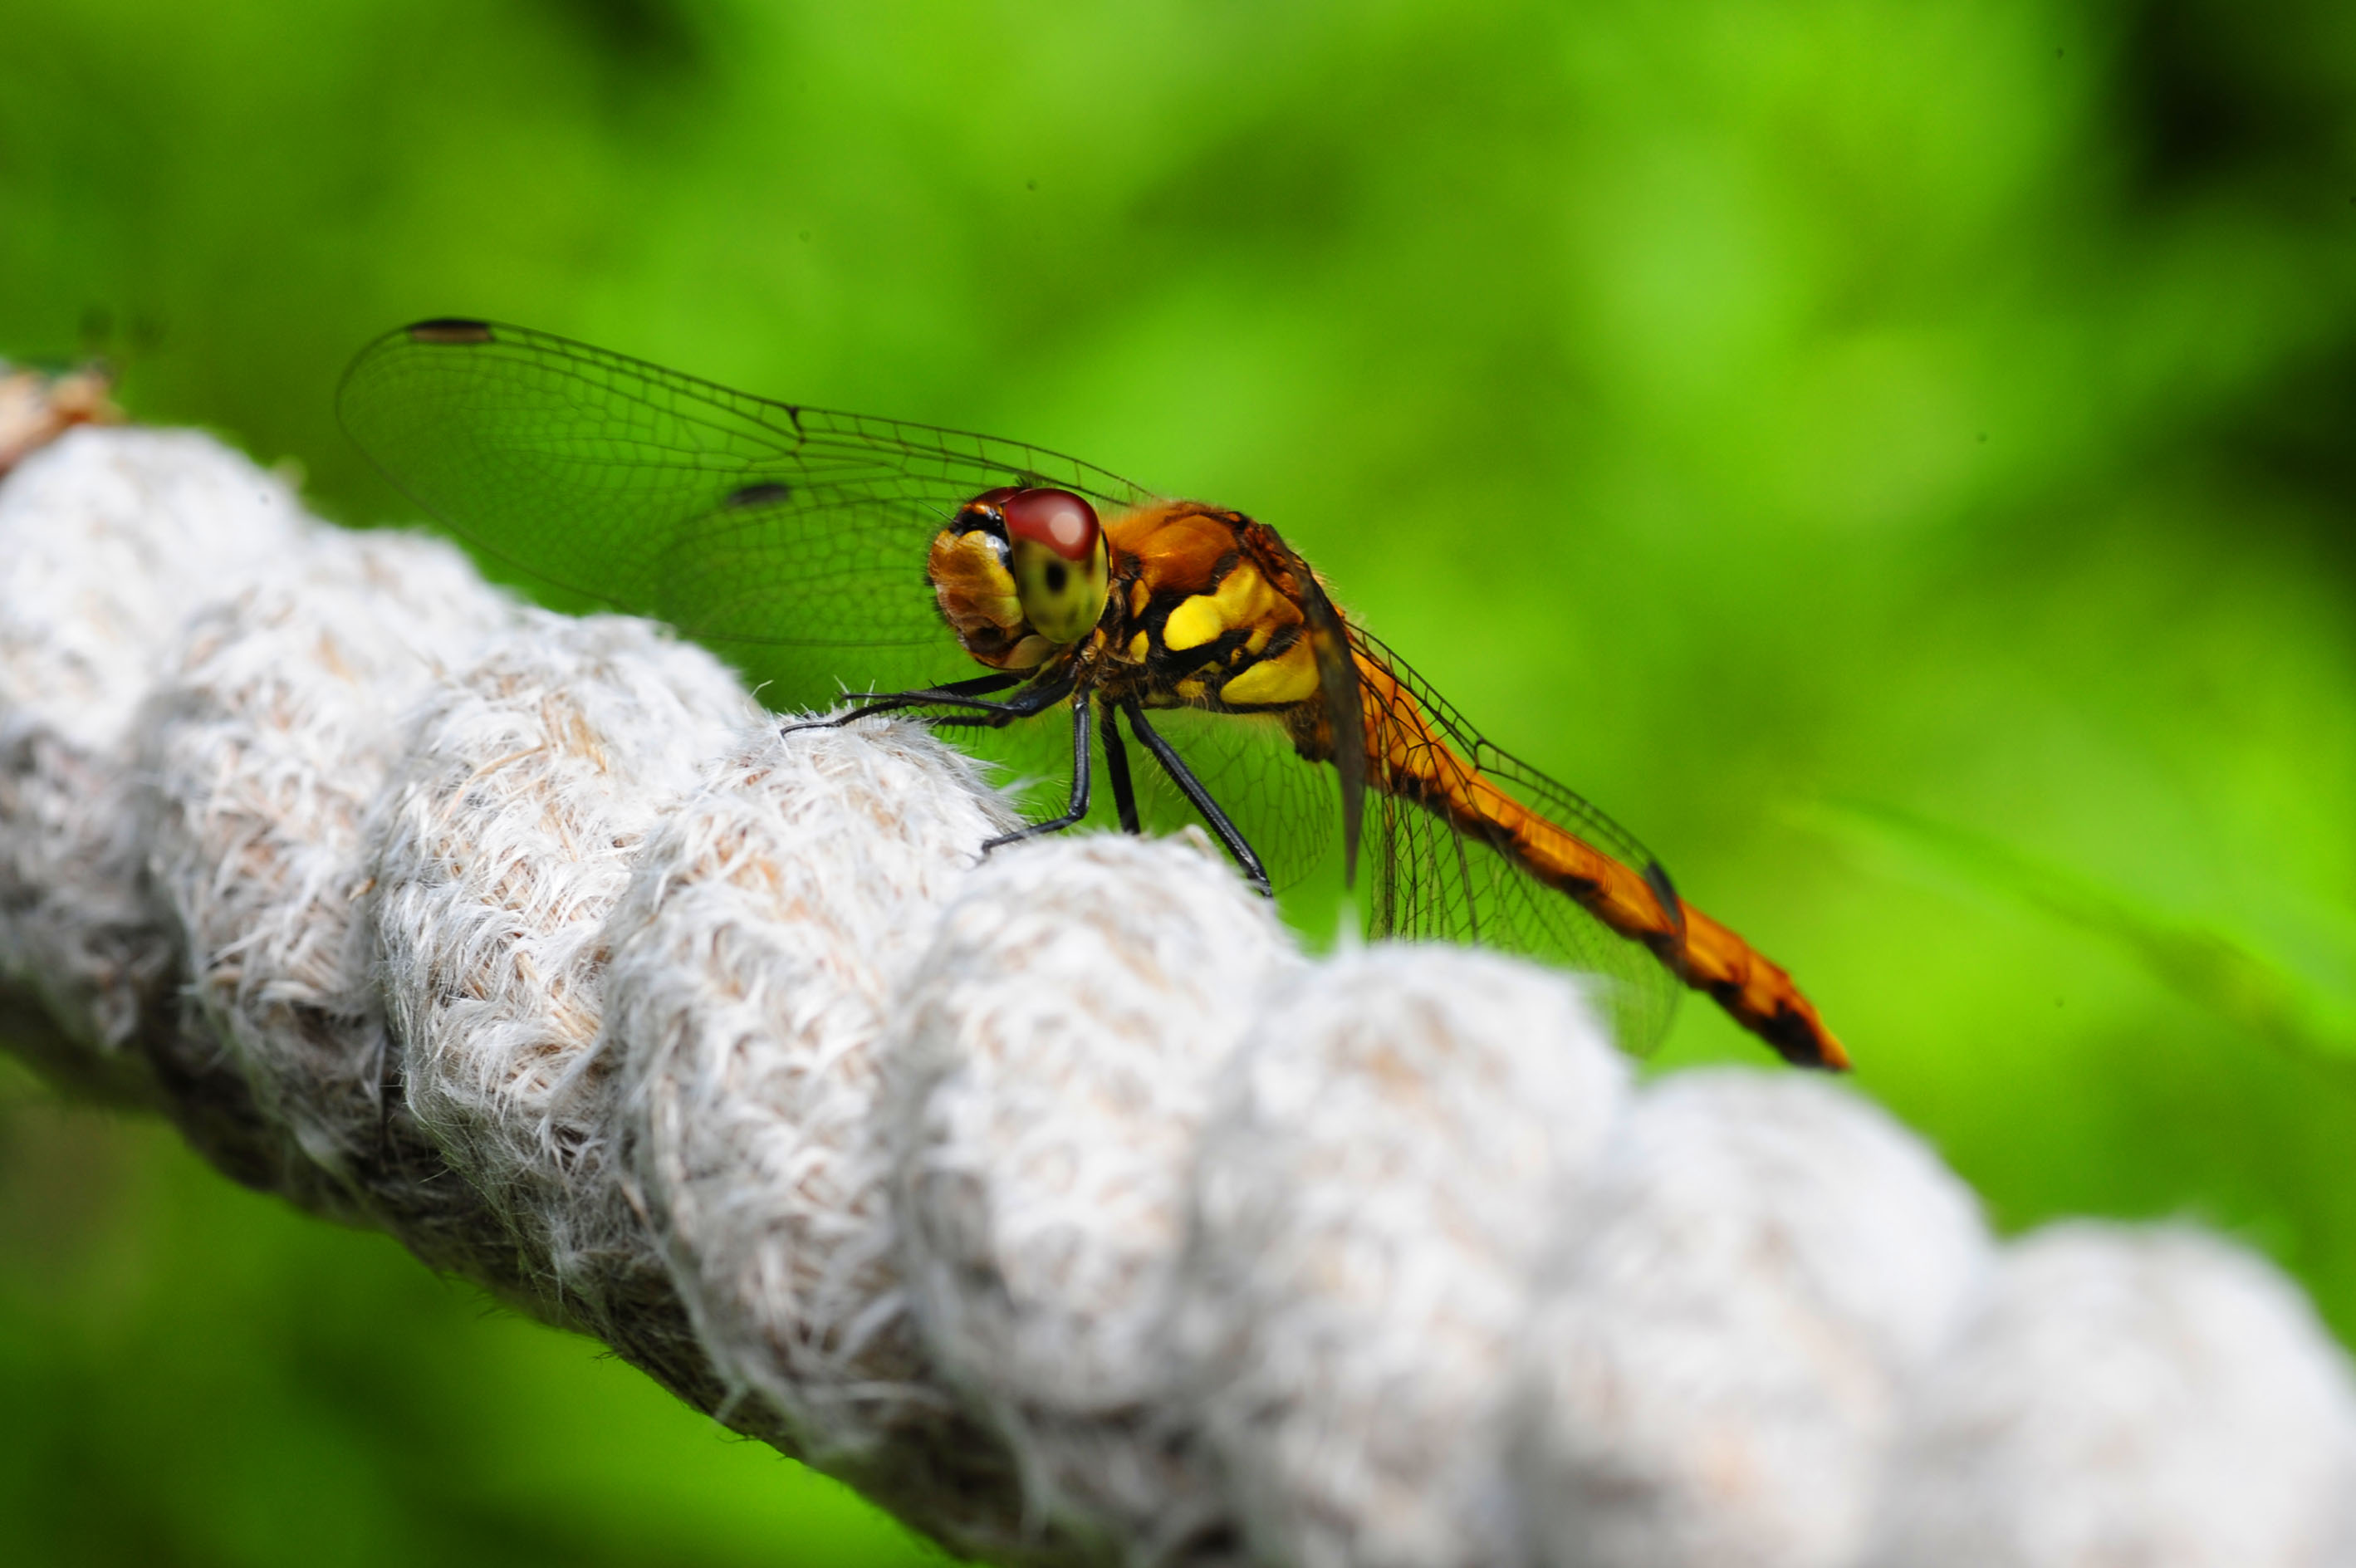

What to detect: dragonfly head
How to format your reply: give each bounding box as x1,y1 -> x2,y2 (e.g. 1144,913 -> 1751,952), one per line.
928,487 -> 1111,669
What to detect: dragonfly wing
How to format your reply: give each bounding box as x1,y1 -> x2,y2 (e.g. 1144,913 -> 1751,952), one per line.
338,319 -> 1156,711
1296,573 -> 1367,885
1350,629 -> 1683,1053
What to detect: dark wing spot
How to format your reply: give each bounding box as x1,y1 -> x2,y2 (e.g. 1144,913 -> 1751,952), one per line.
1643,859 -> 1684,938
723,481 -> 793,508
406,319 -> 496,345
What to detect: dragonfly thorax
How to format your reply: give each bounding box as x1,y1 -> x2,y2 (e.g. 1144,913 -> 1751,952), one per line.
928,488 -> 1111,670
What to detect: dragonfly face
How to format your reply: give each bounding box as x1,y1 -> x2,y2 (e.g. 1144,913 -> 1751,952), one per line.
338,318 -> 1848,1071
928,487 -> 1111,670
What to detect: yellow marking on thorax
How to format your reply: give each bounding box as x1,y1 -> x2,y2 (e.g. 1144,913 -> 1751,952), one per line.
1218,638 -> 1319,706
1165,562 -> 1271,650
1107,502 -> 1327,708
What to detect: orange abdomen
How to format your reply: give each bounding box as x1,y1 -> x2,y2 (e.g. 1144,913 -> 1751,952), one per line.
1354,652 -> 1848,1069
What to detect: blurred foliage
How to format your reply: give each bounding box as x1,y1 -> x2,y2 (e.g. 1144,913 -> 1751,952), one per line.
5,0 -> 2356,1561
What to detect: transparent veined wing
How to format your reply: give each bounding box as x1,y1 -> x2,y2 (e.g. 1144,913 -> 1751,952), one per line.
338,318 -> 1155,711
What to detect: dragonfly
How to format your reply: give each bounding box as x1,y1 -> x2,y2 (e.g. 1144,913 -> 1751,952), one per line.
340,320 -> 1844,1069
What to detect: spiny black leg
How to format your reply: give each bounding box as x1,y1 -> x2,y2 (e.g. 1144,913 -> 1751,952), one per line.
780,670 -> 1020,732
946,674 -> 1074,724
913,698 -> 1075,733
914,679 -> 1085,735
982,688 -> 1094,853
1123,701 -> 1273,896
781,671 -> 1065,734
927,671 -> 1026,698
1100,703 -> 1141,834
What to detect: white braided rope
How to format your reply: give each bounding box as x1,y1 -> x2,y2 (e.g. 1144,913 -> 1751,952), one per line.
4,425 -> 2354,1567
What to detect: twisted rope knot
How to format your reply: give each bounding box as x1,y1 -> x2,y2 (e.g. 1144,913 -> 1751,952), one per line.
3,426 -> 2353,1566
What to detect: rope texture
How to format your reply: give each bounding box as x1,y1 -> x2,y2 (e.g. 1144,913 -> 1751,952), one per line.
4,425 -> 2354,1568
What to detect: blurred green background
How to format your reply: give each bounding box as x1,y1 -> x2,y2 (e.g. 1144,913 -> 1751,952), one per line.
6,0 -> 2356,1561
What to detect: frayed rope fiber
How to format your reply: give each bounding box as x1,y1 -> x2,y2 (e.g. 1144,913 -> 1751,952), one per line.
4,424 -> 2355,1567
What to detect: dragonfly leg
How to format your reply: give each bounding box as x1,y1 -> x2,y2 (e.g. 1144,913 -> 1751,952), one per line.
781,671 -> 1062,733
940,674 -> 1077,727
914,676 -> 1078,733
1100,703 -> 1142,834
1122,701 -> 1273,898
981,688 -> 1094,853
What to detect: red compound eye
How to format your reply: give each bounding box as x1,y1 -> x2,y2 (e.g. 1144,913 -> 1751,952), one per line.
1001,488 -> 1100,561
972,485 -> 1024,509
